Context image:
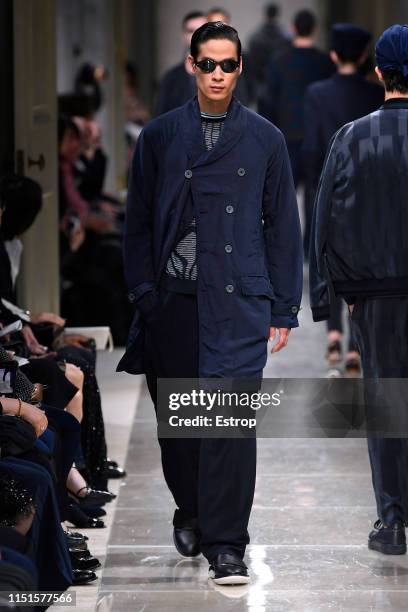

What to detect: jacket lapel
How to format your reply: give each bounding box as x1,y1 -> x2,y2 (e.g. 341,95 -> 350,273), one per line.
180,96 -> 247,169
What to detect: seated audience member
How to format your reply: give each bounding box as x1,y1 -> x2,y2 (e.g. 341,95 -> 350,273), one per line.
0,175 -> 124,488
58,116 -> 131,344
72,117 -> 125,226
0,359 -> 114,590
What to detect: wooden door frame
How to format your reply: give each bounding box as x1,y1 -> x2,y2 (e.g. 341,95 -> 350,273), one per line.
0,0 -> 14,175
13,0 -> 60,313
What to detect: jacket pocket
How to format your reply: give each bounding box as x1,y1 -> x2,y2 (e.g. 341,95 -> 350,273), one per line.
239,275 -> 275,299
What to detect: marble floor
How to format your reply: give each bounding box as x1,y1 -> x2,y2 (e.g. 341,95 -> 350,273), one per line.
55,276 -> 408,611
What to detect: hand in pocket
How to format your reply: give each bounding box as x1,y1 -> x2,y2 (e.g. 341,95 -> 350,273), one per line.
137,289 -> 160,325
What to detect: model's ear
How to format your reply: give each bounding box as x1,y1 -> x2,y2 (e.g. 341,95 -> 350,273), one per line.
329,50 -> 338,65
375,66 -> 384,83
187,55 -> 196,72
239,56 -> 243,76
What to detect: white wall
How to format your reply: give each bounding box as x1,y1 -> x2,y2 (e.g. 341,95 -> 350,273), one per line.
156,0 -> 322,78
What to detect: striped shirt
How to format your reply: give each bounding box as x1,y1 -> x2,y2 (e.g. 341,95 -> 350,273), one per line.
165,111 -> 227,282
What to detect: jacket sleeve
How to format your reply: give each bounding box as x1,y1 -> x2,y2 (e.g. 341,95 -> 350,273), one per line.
123,127 -> 158,306
309,133 -> 339,322
263,133 -> 303,328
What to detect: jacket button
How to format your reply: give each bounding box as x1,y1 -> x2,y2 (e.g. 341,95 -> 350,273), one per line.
225,284 -> 234,293
225,244 -> 232,253
291,306 -> 299,314
128,293 -> 135,303
226,204 -> 234,213
184,169 -> 193,179
237,168 -> 245,176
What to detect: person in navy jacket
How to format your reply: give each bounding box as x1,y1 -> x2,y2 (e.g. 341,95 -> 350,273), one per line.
303,24 -> 384,375
309,24 -> 408,556
118,21 -> 302,584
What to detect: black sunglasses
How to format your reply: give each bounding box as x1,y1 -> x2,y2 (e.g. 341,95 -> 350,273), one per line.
195,58 -> 240,73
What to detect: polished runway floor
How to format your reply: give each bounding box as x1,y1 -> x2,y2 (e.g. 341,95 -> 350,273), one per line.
55,278 -> 408,612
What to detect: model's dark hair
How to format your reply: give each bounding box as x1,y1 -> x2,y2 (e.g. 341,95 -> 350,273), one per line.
336,49 -> 365,63
190,22 -> 241,61
265,4 -> 279,20
207,6 -> 230,21
182,11 -> 205,27
381,69 -> 408,94
293,10 -> 316,37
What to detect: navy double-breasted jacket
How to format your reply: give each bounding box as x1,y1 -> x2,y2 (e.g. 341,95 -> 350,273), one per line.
117,96 -> 303,378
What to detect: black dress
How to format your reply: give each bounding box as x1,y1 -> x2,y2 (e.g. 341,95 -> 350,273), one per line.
57,344 -> 108,491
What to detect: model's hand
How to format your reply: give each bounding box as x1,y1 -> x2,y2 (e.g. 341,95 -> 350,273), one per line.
269,327 -> 291,353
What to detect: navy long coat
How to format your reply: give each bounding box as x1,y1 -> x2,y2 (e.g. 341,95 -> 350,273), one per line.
117,96 -> 303,378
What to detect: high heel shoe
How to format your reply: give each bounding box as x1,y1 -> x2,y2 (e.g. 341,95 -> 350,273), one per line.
66,504 -> 105,529
68,486 -> 116,506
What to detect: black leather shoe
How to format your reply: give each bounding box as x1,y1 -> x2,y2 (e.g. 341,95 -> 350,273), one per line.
69,548 -> 91,559
79,504 -> 107,518
70,553 -> 101,571
66,504 -> 105,529
208,553 -> 250,585
103,465 -> 127,479
65,530 -> 89,541
368,519 -> 407,555
106,458 -> 119,468
172,510 -> 200,557
64,531 -> 88,550
72,569 -> 98,585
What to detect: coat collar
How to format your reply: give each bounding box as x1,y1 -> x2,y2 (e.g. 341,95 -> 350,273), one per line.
180,95 -> 247,168
380,97 -> 408,110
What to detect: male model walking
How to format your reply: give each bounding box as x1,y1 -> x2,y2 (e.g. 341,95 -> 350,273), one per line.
119,22 -> 302,583
310,24 -> 408,555
260,9 -> 334,188
304,24 -> 384,375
